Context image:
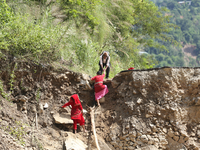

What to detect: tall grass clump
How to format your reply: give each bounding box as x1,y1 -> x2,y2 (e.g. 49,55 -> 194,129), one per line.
0,1 -> 63,63
0,1 -> 113,77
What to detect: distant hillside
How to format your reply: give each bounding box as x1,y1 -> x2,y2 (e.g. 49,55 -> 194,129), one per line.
147,0 -> 200,67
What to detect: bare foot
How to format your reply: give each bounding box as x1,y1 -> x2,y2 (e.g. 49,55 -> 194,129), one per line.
73,129 -> 77,134
97,99 -> 101,107
84,130 -> 89,133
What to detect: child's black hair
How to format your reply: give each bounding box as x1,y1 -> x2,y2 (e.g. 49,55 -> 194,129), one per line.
97,71 -> 102,75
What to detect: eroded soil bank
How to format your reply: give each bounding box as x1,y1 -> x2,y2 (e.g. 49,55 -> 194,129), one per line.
0,60 -> 200,150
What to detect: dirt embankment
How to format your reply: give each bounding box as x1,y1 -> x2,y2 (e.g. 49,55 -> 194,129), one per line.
1,60 -> 200,150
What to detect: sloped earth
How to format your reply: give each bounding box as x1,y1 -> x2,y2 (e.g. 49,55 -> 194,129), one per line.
1,60 -> 200,150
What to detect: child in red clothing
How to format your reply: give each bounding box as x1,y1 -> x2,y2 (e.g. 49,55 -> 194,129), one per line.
91,70 -> 109,107
62,94 -> 86,134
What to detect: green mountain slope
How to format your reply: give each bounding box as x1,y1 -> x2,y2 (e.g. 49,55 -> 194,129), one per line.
147,0 -> 200,67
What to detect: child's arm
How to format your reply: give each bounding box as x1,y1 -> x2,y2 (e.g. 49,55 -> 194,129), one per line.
62,102 -> 72,108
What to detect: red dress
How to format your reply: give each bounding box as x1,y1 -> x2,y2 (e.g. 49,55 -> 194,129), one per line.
62,94 -> 85,129
91,74 -> 106,93
91,74 -> 109,100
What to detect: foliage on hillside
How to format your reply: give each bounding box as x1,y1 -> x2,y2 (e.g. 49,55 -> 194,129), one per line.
0,0 -> 178,78
148,0 -> 200,67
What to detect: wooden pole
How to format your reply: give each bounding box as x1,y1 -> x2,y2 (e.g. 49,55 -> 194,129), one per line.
90,107 -> 100,150
35,113 -> 38,130
87,115 -> 92,150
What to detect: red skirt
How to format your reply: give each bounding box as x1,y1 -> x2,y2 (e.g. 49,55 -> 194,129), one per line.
71,108 -> 85,124
95,85 -> 109,100
94,83 -> 106,93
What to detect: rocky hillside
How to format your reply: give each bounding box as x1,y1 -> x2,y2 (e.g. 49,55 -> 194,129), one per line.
1,60 -> 200,150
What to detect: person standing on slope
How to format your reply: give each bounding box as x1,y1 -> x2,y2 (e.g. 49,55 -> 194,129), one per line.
99,51 -> 111,79
91,70 -> 109,107
61,94 -> 86,134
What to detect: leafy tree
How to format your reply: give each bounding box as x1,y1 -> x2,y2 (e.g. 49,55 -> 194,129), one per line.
131,0 -> 178,48
191,0 -> 200,7
164,56 -> 173,65
155,53 -> 165,61
172,28 -> 182,42
175,57 -> 185,66
158,61 -> 169,67
190,7 -> 197,15
193,34 -> 200,44
171,55 -> 176,62
58,0 -> 102,30
188,57 -> 197,67
184,31 -> 192,43
134,53 -> 157,69
170,46 -> 180,55
188,27 -> 196,37
146,47 -> 160,55
172,9 -> 180,16
181,19 -> 192,31
193,47 -> 200,55
167,1 -> 177,10
196,54 -> 200,64
196,41 -> 200,49
178,51 -> 184,57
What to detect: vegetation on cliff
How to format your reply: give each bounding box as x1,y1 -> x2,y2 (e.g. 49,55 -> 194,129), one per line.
1,0 -> 177,78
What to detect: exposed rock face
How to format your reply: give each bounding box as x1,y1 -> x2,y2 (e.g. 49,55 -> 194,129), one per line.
53,112 -> 73,124
1,61 -> 200,150
64,132 -> 88,150
106,68 -> 200,150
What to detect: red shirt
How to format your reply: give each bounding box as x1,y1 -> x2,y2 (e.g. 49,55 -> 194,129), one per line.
91,74 -> 106,93
91,74 -> 105,83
